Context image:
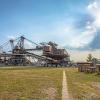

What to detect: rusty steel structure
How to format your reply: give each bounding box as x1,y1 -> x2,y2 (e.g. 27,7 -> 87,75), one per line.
0,36 -> 70,67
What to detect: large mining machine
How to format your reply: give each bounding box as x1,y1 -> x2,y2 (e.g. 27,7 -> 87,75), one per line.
0,36 -> 70,67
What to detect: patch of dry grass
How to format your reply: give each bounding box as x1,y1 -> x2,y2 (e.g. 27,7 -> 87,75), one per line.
0,67 -> 62,100
66,68 -> 100,100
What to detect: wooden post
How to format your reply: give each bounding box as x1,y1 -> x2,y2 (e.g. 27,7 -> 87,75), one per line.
96,64 -> 100,74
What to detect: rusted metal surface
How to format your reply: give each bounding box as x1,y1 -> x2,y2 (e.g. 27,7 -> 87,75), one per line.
96,64 -> 100,74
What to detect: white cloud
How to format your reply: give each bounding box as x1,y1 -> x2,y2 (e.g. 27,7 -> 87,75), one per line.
68,0 -> 100,49
87,1 -> 97,10
70,23 -> 96,48
88,0 -> 100,28
7,35 -> 16,40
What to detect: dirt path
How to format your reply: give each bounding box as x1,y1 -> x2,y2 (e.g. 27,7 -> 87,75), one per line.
62,70 -> 70,100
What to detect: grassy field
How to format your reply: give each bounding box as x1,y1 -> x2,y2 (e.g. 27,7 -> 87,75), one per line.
66,68 -> 100,100
0,67 -> 63,100
0,67 -> 100,100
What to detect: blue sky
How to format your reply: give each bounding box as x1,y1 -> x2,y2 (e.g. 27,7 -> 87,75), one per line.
0,0 -> 100,52
0,0 -> 88,42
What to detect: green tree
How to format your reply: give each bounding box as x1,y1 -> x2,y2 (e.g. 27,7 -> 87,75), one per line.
87,54 -> 93,62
